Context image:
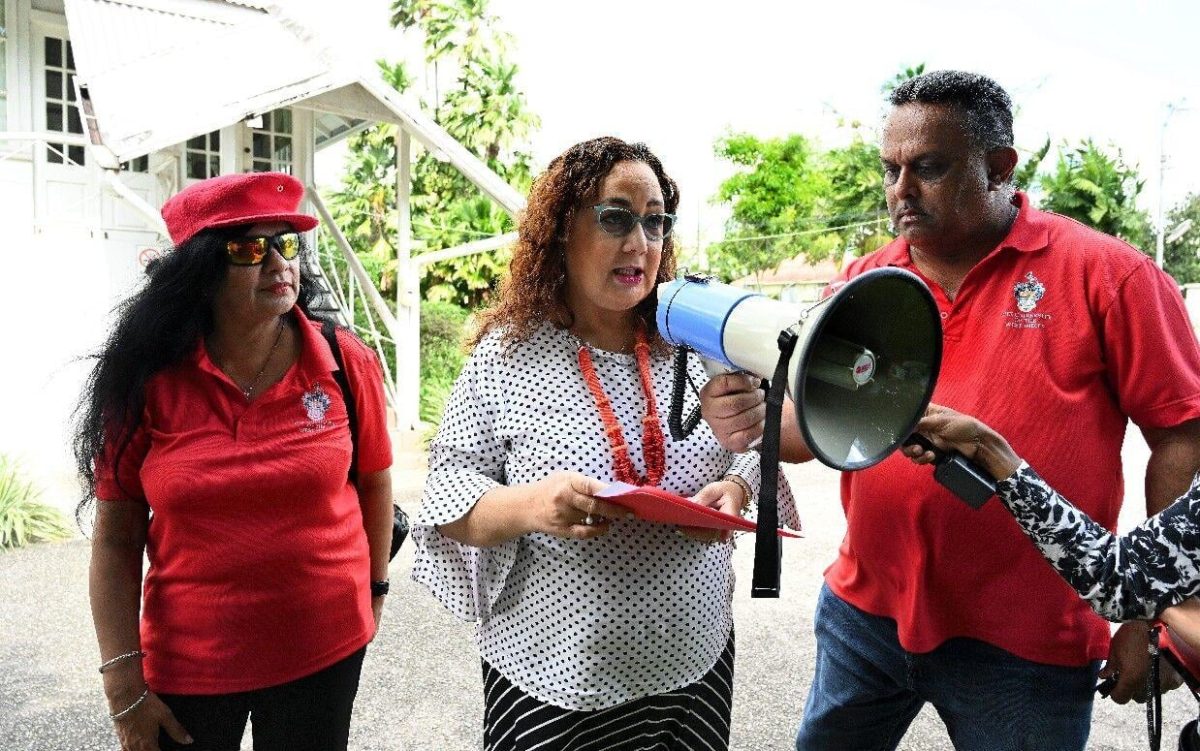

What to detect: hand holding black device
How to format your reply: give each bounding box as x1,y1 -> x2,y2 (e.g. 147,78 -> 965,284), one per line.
902,433 -> 997,509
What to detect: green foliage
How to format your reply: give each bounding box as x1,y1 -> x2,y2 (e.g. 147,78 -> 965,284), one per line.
1039,140 -> 1153,251
708,133 -> 830,281
707,67 -> 1149,284
391,0 -> 497,62
881,63 -> 926,95
707,128 -> 888,279
419,300 -> 471,426
329,1 -> 537,310
822,134 -> 890,259
328,94 -> 407,299
0,457 -> 72,550
1013,137 -> 1051,192
1164,193 -> 1200,284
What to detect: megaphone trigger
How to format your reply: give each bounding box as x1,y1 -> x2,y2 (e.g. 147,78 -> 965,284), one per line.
902,432 -> 945,461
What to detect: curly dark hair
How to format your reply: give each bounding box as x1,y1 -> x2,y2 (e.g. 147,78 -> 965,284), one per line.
471,136 -> 680,350
889,70 -> 1014,154
71,226 -> 328,522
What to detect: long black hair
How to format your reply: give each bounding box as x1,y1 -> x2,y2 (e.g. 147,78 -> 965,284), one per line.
71,225 -> 326,523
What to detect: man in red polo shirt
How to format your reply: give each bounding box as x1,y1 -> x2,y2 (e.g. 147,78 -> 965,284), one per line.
701,70 -> 1200,750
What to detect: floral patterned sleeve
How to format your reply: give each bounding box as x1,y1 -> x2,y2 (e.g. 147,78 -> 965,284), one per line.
997,462 -> 1200,622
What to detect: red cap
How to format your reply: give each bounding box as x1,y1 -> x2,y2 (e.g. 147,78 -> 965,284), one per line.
160,172 -> 319,246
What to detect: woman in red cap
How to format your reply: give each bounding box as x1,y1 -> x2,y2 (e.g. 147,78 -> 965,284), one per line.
74,172 -> 394,751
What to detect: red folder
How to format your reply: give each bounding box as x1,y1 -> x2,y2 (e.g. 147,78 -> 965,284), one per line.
596,483 -> 801,538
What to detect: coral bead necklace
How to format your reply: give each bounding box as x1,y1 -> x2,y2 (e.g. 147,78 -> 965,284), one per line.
575,325 -> 666,487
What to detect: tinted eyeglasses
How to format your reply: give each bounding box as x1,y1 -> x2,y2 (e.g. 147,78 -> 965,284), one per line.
591,205 -> 676,241
225,231 -> 302,266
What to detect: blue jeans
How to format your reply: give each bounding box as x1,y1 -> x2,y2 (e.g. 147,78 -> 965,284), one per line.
796,585 -> 1099,751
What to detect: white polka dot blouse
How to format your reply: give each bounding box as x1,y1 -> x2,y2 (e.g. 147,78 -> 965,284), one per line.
411,322 -> 800,711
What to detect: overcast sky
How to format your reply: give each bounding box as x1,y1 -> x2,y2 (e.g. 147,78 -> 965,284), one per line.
316,0 -> 1200,249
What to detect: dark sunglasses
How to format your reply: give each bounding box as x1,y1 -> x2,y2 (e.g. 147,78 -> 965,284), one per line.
225,231 -> 302,266
591,204 -> 676,241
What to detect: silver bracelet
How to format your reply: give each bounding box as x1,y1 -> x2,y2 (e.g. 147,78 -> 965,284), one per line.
98,650 -> 144,674
109,686 -> 149,721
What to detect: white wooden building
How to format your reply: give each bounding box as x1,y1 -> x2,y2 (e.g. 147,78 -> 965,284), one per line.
0,0 -> 523,507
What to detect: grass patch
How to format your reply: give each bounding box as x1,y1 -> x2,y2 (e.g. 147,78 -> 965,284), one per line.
0,456 -> 73,550
420,300 -> 472,429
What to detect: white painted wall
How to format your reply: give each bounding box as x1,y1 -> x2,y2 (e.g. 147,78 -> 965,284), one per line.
0,3 -> 316,513
0,162 -> 116,513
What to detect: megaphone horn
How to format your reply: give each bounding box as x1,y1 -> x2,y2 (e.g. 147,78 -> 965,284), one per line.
658,268 -> 943,472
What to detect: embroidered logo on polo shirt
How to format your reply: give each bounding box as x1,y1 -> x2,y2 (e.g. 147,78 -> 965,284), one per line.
1001,271 -> 1052,329
1013,272 -> 1045,312
300,384 -> 333,431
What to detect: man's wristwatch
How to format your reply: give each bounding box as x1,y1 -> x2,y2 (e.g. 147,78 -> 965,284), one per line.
371,580 -> 390,598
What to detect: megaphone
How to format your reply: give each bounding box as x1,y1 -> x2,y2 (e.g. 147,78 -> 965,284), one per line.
657,267 -> 982,598
657,267 -> 942,471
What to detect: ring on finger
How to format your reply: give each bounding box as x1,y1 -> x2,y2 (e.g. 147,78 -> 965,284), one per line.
584,514 -> 595,526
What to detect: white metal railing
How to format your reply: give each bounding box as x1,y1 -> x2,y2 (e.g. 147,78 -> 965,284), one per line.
0,131 -> 90,164
307,186 -> 519,431
308,189 -> 404,414
0,131 -> 166,237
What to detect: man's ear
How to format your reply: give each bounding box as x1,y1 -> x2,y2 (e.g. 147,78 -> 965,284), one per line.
986,147 -> 1019,189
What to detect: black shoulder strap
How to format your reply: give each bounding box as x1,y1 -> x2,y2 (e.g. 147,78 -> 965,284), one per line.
321,320 -> 358,484
751,329 -> 797,599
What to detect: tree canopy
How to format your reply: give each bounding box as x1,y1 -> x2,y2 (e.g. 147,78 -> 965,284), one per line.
1164,193 -> 1200,284
708,71 -> 1173,284
327,0 -> 538,309
707,128 -> 889,280
1037,139 -> 1154,252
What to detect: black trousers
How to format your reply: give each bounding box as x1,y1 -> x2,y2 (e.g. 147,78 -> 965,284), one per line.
158,646 -> 366,751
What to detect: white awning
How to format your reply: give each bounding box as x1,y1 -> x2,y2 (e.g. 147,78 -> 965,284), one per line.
62,0 -> 525,213
65,0 -> 340,163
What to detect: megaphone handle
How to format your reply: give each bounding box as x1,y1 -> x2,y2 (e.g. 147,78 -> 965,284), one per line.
902,432 -> 947,462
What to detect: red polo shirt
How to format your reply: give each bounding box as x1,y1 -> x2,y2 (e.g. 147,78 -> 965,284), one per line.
95,308 -> 392,694
826,193 -> 1200,666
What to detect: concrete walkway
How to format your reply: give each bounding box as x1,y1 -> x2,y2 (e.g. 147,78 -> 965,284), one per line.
0,442 -> 1185,750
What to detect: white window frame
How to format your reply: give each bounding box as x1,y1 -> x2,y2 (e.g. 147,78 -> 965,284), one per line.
248,108 -> 294,174
185,129 -> 221,180
0,0 -> 10,131
34,26 -> 84,167
121,154 -> 149,173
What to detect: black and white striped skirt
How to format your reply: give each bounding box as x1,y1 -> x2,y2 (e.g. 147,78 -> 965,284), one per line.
481,634 -> 735,751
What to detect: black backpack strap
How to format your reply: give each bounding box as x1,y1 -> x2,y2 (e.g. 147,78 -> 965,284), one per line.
321,320 -> 358,484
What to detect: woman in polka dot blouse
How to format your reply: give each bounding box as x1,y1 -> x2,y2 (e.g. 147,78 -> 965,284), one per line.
411,137 -> 799,751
